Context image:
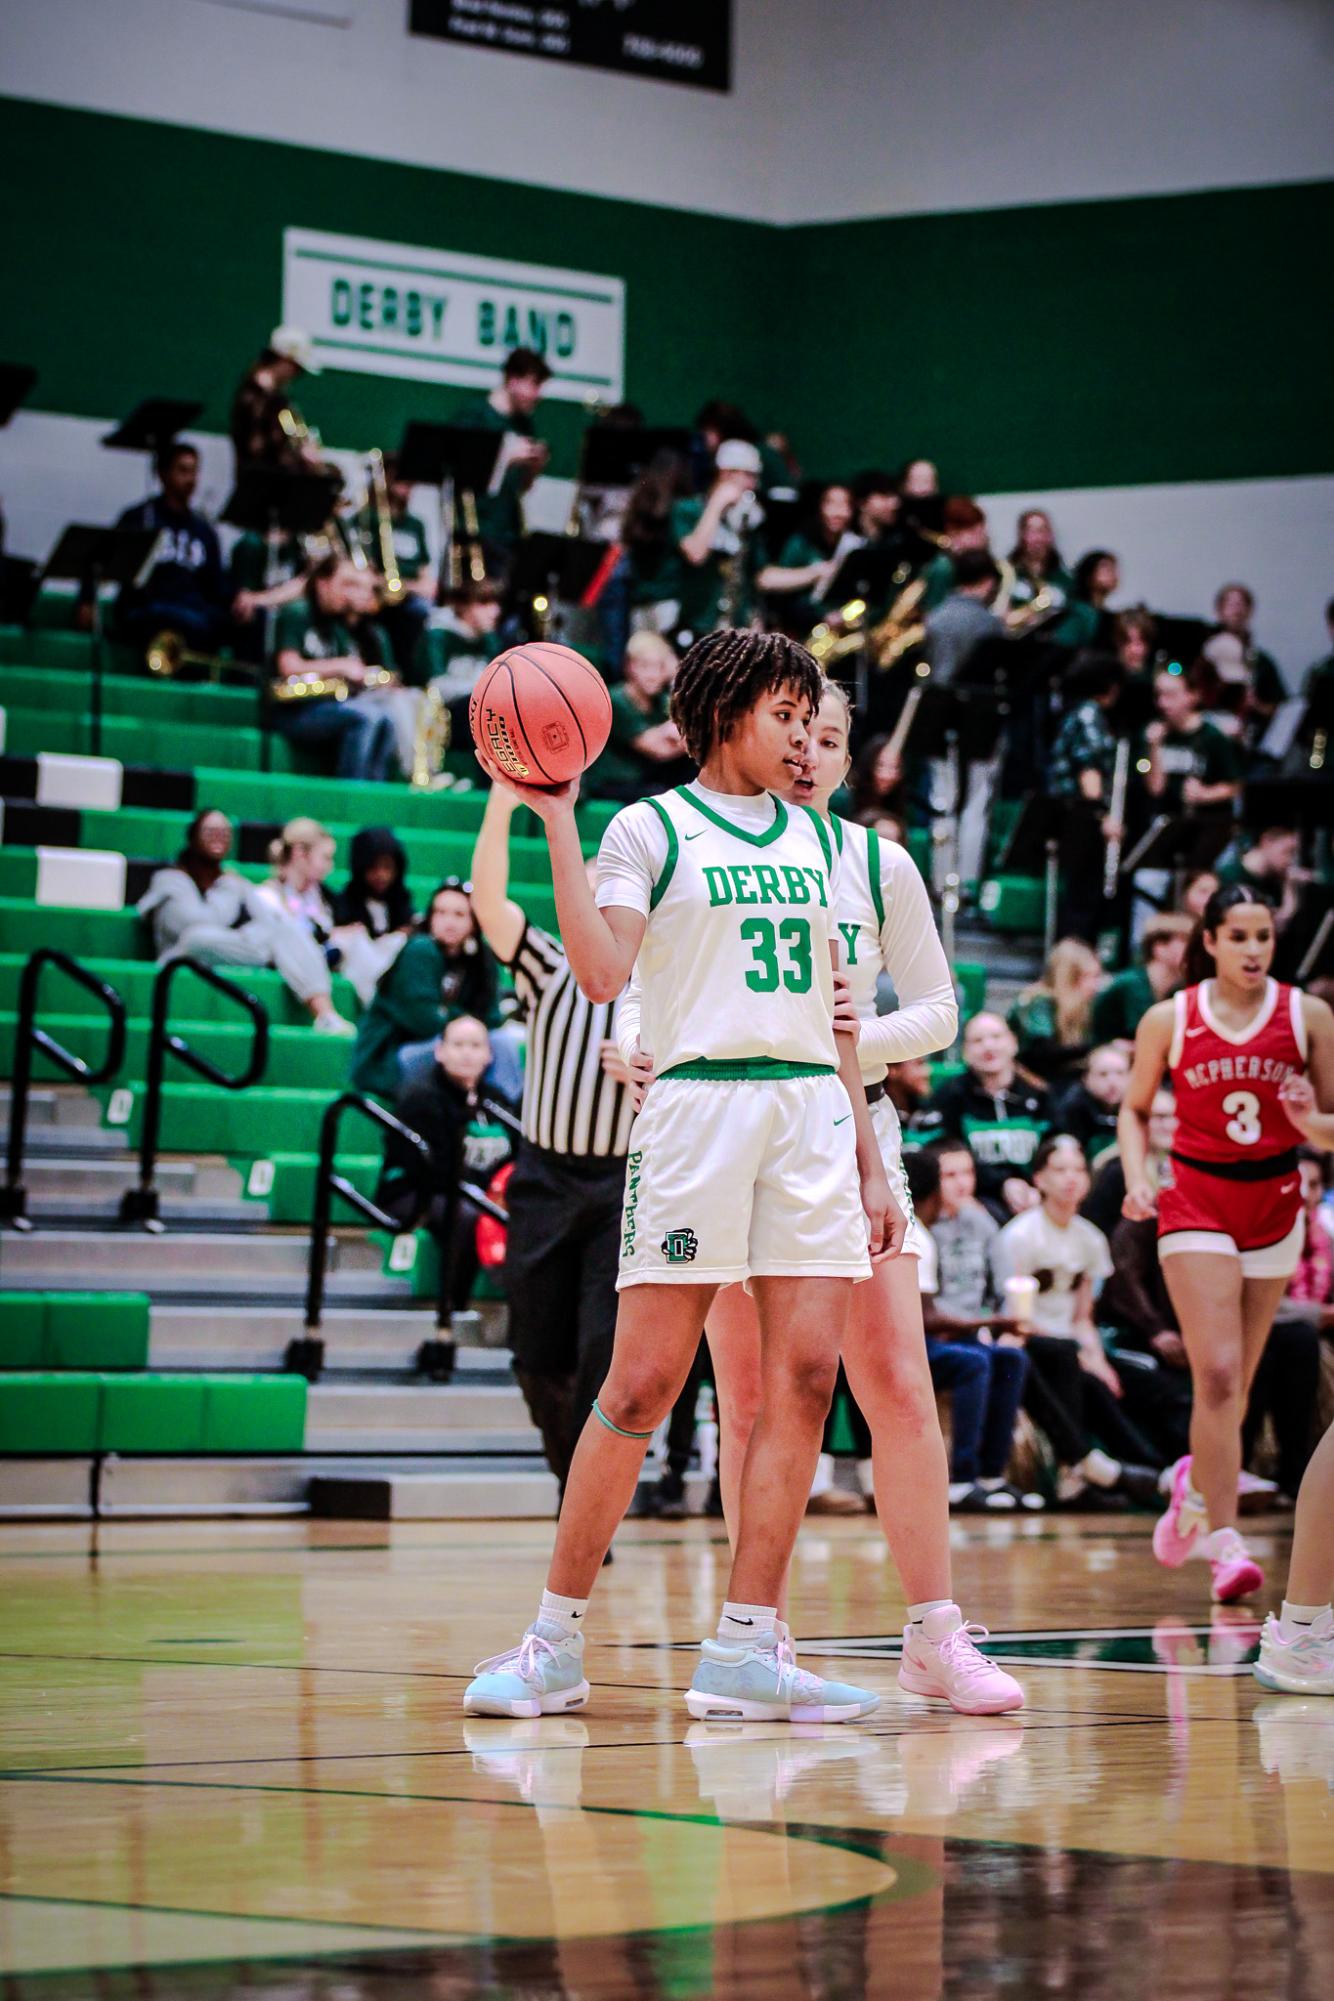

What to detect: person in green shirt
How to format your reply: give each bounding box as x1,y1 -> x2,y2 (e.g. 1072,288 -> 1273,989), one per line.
454,347 -> 551,555
412,579 -> 504,739
271,557 -> 397,781
1004,508 -> 1075,623
1091,913 -> 1192,1044
669,437 -> 764,638
350,880 -> 505,1099
1143,668 -> 1244,818
586,630 -> 689,801
756,480 -> 854,636
921,498 -> 992,609
357,452 -> 435,671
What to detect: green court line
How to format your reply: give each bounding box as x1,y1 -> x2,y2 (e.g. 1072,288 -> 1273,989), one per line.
0,1888 -> 453,1938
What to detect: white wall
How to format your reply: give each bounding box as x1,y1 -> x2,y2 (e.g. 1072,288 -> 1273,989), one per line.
3,0 -> 1331,223
4,409 -> 1329,681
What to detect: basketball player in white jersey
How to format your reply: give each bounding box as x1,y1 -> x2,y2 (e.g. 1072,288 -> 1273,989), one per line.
466,630 -> 902,1723
619,683 -> 1025,1712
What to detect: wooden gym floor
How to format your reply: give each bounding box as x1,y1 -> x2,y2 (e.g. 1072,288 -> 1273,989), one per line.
1,1513 -> 1331,1998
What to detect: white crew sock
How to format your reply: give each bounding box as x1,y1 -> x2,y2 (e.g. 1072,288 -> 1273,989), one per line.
1278,1600 -> 1331,1641
856,1457 -> 875,1496
977,1477 -> 1006,1491
907,1598 -> 956,1630
809,1453 -> 836,1497
948,1480 -> 974,1504
717,1601 -> 778,1645
536,1589 -> 588,1640
1076,1448 -> 1122,1490
1200,1527 -> 1245,1559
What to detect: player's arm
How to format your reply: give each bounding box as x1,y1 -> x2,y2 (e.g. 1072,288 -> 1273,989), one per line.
830,940 -> 902,1261
1118,1000 -> 1174,1219
474,747 -> 644,1000
1281,998 -> 1334,1141
469,783 -> 527,964
858,844 -> 959,1063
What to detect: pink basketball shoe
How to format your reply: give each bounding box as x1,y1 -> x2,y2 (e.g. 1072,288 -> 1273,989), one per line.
1152,1456 -> 1208,1568
897,1606 -> 1024,1714
1208,1531 -> 1264,1604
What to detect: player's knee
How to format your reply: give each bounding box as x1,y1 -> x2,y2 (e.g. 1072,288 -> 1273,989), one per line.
1196,1357 -> 1242,1410
601,1368 -> 678,1435
777,1351 -> 840,1420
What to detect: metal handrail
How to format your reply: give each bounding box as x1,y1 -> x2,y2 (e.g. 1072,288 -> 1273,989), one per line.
1,949 -> 127,1229
119,956 -> 269,1226
301,1090 -> 510,1339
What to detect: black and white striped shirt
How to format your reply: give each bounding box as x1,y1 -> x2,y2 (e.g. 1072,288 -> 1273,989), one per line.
510,925 -> 635,1159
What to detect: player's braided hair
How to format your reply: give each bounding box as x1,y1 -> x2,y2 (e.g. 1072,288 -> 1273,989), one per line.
670,630 -> 822,767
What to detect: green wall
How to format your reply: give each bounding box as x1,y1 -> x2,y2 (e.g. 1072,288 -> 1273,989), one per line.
1,96 -> 1330,491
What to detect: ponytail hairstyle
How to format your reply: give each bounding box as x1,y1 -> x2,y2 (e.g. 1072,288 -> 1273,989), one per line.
1183,881 -> 1277,987
268,815 -> 329,871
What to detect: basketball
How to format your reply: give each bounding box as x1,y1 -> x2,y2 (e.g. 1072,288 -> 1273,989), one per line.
469,640 -> 613,786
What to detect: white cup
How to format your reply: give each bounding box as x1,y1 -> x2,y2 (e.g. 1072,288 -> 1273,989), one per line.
1003,1275 -> 1039,1329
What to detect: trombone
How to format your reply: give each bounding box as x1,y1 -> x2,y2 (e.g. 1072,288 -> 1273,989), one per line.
366,449 -> 404,601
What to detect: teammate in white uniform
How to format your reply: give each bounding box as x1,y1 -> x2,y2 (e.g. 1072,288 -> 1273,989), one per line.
619,683 -> 1024,1714
466,630 -> 900,1724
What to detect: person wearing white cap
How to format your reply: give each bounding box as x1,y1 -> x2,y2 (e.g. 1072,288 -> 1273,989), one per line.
670,437 -> 765,638
229,325 -> 324,479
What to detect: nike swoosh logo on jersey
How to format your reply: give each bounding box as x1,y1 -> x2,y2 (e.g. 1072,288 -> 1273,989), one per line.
1185,1026 -> 1207,1037
684,830 -> 705,840
834,1115 -> 850,1126
1281,1182 -> 1298,1195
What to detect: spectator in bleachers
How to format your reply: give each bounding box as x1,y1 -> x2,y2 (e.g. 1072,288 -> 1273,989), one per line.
1288,1149 -> 1334,1318
1046,654 -> 1127,941
671,439 -> 764,638
138,809 -> 354,1035
413,578 -> 504,745
1050,1044 -> 1129,1170
1006,508 -> 1073,617
230,326 -> 323,474
1214,818 -> 1307,932
992,1135 -> 1162,1507
848,733 -> 909,831
112,442 -> 228,658
330,827 -> 415,1007
1112,604 -> 1160,732
349,878 -> 508,1101
456,347 -> 552,558
1179,867 -> 1221,921
1007,939 -> 1103,1086
618,448 -> 696,644
1143,666 -> 1244,821
230,526 -> 310,662
272,556 -> 398,782
1199,582 -> 1287,747
756,480 -> 855,635
920,498 -> 991,609
587,631 -> 689,802
357,452 -> 434,669
255,816 -> 337,941
886,1055 -> 932,1125
1091,913 -> 1191,1046
376,1014 -> 519,1341
1084,1082 -> 1175,1240
918,1012 -> 1051,1218
923,549 -> 1003,686
908,1145 -> 1037,1513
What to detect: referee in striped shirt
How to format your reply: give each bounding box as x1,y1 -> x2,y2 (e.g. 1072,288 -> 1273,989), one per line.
471,784 -> 635,1492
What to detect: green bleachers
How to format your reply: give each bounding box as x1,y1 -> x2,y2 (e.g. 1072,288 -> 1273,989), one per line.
0,664 -> 259,727
0,1291 -> 151,1370
0,1370 -> 307,1454
0,954 -> 359,1027
0,1012 -> 353,1092
103,1082 -> 338,1157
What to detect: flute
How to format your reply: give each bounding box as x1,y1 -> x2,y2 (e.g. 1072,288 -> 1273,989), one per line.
1103,737 -> 1131,901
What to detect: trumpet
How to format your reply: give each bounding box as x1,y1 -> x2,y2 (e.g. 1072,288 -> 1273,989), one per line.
146,631 -> 232,681
808,599 -> 868,667
270,667 -> 396,704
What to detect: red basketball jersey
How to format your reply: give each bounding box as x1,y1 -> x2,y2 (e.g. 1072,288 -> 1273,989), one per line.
1168,979 -> 1305,1166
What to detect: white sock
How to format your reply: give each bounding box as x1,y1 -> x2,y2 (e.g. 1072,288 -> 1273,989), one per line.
856,1457 -> 875,1496
537,1589 -> 588,1639
978,1477 -> 1006,1492
907,1598 -> 956,1629
1076,1448 -> 1121,1490
1200,1527 -> 1243,1559
1279,1599 -> 1331,1641
717,1601 -> 778,1645
948,1480 -> 973,1504
809,1453 -> 835,1498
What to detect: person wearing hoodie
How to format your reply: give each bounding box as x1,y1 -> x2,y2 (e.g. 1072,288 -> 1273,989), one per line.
350,878 -> 518,1099
137,809 -> 354,1034
330,827 -> 416,1006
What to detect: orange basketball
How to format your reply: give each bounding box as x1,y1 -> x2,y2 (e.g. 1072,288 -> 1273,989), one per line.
469,641 -> 613,786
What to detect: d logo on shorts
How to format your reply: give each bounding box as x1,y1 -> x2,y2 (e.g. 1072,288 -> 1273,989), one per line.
661,1229 -> 699,1264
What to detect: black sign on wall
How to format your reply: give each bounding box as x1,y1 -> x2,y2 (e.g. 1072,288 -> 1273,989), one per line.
409,1 -> 732,94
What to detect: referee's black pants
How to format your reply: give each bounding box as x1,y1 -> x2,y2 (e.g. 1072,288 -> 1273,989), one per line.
503,1140 -> 625,1489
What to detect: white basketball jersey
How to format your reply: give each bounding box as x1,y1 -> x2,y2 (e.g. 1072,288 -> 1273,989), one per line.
830,816 -> 904,1084
634,786 -> 840,1078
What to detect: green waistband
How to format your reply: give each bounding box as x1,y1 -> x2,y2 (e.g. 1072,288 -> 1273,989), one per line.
659,1058 -> 835,1083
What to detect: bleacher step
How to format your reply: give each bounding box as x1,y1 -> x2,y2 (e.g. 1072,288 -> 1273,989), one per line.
1,1228 -> 382,1283
305,1380 -> 538,1454
309,1464 -> 559,1522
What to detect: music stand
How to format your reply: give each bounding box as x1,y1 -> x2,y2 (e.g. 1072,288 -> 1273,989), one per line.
997,793 -> 1069,955
41,524 -> 158,754
578,425 -> 691,489
397,425 -> 503,599
512,532 -> 608,641
0,364 -> 37,428
103,399 -> 205,456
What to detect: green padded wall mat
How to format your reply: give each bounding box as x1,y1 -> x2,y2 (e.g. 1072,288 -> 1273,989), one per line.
203,1375 -> 307,1452
0,1375 -> 102,1452
44,1293 -> 150,1371
99,1375 -> 207,1452
0,1294 -> 47,1368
